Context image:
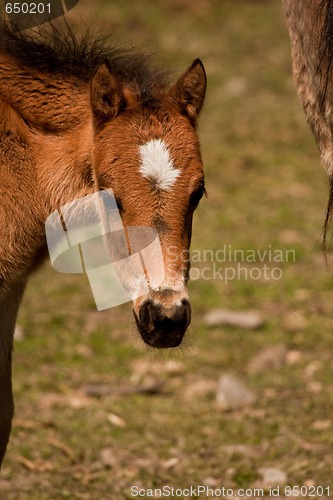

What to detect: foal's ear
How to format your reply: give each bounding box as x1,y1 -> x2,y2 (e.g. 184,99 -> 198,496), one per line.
90,63 -> 124,124
171,59 -> 206,122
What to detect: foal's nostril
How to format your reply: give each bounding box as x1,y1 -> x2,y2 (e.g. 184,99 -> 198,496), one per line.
136,296 -> 191,348
181,298 -> 191,315
139,299 -> 153,324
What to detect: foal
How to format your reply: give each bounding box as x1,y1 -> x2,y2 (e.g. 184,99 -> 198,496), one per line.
0,23 -> 206,466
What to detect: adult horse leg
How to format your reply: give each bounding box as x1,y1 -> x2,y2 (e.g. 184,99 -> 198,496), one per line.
282,0 -> 333,174
0,280 -> 26,467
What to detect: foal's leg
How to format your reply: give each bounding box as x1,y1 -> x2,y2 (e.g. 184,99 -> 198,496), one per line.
0,281 -> 26,467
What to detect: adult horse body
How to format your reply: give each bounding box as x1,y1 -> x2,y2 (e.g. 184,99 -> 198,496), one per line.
0,23 -> 206,465
282,1 -> 333,200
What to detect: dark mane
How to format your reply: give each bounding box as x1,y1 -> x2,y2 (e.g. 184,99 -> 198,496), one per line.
0,21 -> 171,105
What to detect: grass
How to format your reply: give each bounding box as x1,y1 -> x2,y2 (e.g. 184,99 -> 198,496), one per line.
2,0 -> 333,498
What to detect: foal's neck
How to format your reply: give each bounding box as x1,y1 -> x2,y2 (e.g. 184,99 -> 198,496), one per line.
32,122 -> 97,216
0,55 -> 97,214
0,54 -> 90,133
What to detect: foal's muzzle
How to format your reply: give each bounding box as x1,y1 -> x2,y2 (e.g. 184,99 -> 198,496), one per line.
134,292 -> 191,348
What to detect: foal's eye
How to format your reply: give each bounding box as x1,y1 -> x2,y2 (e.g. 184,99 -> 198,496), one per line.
190,183 -> 205,208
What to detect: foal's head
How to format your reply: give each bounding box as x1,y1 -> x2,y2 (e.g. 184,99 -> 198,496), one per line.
91,59 -> 206,348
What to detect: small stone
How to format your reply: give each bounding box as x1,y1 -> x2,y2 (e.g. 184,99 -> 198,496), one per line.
284,311 -> 308,330
285,350 -> 301,365
224,444 -> 259,458
204,309 -> 263,330
223,77 -> 248,97
304,361 -> 321,379
258,467 -> 287,487
163,360 -> 185,374
183,378 -> 216,401
248,345 -> 287,374
130,359 -> 184,383
216,374 -> 256,410
306,381 -> 322,393
162,457 -> 179,469
203,477 -> 218,487
279,229 -> 303,245
107,413 -> 127,428
75,343 -> 93,358
14,325 -> 25,342
67,394 -> 93,409
100,448 -> 117,468
311,420 -> 331,430
294,289 -> 311,301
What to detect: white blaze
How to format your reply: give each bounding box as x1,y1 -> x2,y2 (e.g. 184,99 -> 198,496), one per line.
139,139 -> 180,191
